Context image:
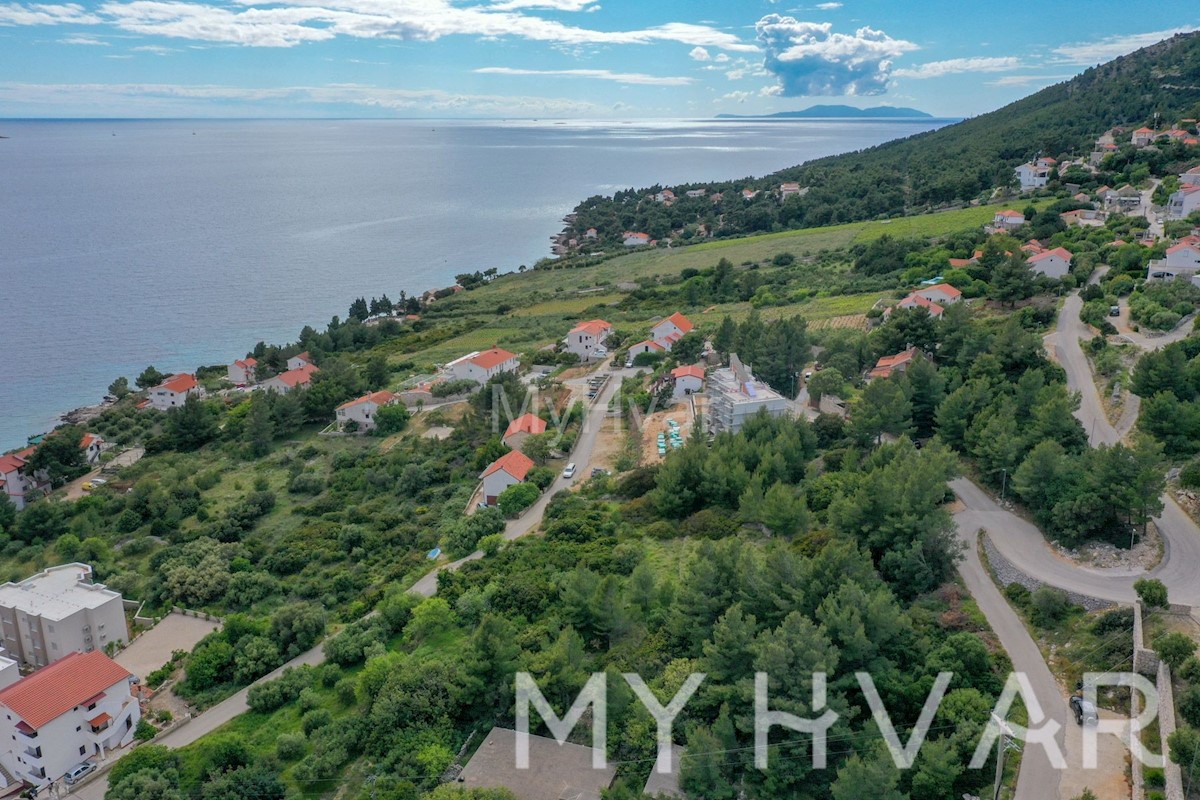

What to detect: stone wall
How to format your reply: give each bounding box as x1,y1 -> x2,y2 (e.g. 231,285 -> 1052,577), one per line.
981,534 -> 1117,611
1159,659 -> 1185,800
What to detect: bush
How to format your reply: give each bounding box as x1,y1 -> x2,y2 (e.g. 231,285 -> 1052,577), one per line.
498,482 -> 540,517
1030,586 -> 1071,627
527,466 -> 555,490
301,708 -> 333,737
1134,578 -> 1169,608
133,718 -> 157,742
1155,632 -> 1197,670
276,732 -> 306,761
1180,460 -> 1200,489
246,665 -> 314,713
1179,686 -> 1200,728
1144,767 -> 1164,789
1004,583 -> 1031,607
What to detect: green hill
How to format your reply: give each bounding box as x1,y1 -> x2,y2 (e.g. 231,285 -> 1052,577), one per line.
570,31 -> 1200,242
716,104 -> 934,119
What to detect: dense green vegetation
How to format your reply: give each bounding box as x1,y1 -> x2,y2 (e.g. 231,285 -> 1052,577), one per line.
566,33 -> 1200,246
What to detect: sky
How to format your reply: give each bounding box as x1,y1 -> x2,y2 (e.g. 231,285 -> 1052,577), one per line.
0,1 -> 1197,119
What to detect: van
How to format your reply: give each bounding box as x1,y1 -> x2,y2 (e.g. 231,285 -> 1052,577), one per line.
562,463 -> 577,479
64,762 -> 97,785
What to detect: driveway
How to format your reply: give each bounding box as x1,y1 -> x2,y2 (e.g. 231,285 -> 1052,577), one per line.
410,363 -> 630,597
115,612 -> 221,680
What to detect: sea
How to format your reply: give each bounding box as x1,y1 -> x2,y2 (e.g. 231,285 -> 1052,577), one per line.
0,117 -> 951,451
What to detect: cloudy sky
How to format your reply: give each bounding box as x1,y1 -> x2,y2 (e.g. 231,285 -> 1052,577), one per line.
0,0 -> 1196,118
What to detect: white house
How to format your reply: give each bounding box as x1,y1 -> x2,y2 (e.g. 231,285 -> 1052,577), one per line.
1015,162 -> 1051,191
897,293 -> 944,319
584,227 -> 598,239
1026,247 -> 1073,279
911,283 -> 961,306
650,312 -> 694,350
0,650 -> 140,789
0,563 -> 129,669
502,413 -> 547,452
147,373 -> 201,412
741,189 -> 759,200
335,391 -> 398,433
79,433 -> 104,465
623,232 -> 652,247
1168,186 -> 1200,221
653,189 -> 675,203
685,189 -> 706,198
286,352 -> 314,371
444,347 -> 520,384
670,365 -> 705,400
0,448 -> 46,511
479,450 -> 535,506
627,340 -> 666,358
1148,237 -> 1200,283
227,357 -> 257,386
261,364 -> 318,393
1181,166 -> 1200,187
564,319 -> 612,361
992,210 -> 1026,230
780,182 -> 802,198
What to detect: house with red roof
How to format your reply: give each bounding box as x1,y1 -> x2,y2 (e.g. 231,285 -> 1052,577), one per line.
0,650 -> 139,788
897,293 -> 945,319
669,364 -> 706,400
650,312 -> 694,350
868,347 -> 922,380
444,347 -> 520,384
147,373 -> 202,412
227,356 -> 258,386
653,189 -> 675,203
1147,236 -> 1200,284
627,340 -> 666,359
1132,127 -> 1157,147
780,182 -> 803,198
480,450 -> 536,506
741,188 -> 759,200
911,283 -> 961,307
336,391 -> 399,433
286,351 -> 314,371
1182,166 -> 1200,187
262,363 -> 319,394
992,210 -> 1026,230
623,232 -> 652,247
79,433 -> 104,465
0,448 -> 48,511
1015,162 -> 1051,191
1026,247 -> 1073,279
584,227 -> 598,239
564,319 -> 613,361
1168,185 -> 1200,221
502,413 -> 548,451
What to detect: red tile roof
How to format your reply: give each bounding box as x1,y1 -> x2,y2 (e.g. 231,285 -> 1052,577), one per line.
996,210 -> 1024,218
234,357 -> 257,369
570,319 -> 612,337
656,312 -> 694,335
157,373 -> 198,394
923,283 -> 962,299
470,347 -> 518,370
671,365 -> 706,381
272,364 -> 319,388
504,413 -> 547,439
0,452 -> 29,474
481,450 -> 535,482
1028,247 -> 1074,263
1167,240 -> 1200,254
0,651 -> 131,730
900,294 -> 945,316
948,258 -> 974,268
631,339 -> 665,352
337,390 -> 396,410
80,433 -> 102,449
294,351 -> 311,363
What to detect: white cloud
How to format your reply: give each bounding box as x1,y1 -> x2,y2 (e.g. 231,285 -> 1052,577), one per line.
475,66 -> 692,85
714,52 -> 728,62
1052,26 -> 1197,65
815,2 -> 842,9
717,90 -> 752,103
892,56 -> 1020,79
689,45 -> 709,61
131,43 -> 175,53
60,34 -> 107,44
0,0 -> 760,51
0,79 -> 606,115
985,74 -> 1071,88
755,13 -> 916,96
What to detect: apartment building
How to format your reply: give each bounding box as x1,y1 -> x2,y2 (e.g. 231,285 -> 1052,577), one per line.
706,354 -> 790,436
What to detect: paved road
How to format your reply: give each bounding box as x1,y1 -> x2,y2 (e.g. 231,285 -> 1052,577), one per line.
953,524 -> 1067,798
411,363 -> 629,597
1051,294 -> 1121,446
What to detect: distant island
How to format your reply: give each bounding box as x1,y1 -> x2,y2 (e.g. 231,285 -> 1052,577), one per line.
716,104 -> 934,119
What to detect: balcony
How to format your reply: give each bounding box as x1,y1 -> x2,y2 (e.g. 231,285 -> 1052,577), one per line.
22,746 -> 42,761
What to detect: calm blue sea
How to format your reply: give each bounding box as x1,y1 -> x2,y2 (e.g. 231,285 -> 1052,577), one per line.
0,117 -> 949,450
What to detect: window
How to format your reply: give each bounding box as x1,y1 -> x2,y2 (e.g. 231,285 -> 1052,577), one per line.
46,625 -> 53,634
50,643 -> 56,651
79,746 -> 85,756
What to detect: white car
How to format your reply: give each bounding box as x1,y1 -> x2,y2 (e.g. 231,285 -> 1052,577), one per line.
64,762 -> 97,785
562,463 -> 577,479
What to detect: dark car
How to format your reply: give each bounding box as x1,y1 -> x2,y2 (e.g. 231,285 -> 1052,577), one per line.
1070,695 -> 1098,726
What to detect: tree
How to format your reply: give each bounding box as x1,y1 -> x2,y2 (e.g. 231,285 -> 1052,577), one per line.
404,597 -> 454,645
0,496 -> 14,535
830,744 -> 905,800
1134,578 -> 1169,609
807,368 -> 845,405
373,404 -> 410,435
108,376 -> 130,399
28,426 -> 88,486
498,482 -> 539,517
135,365 -> 165,389
1167,726 -> 1200,786
990,253 -> 1035,305
270,603 -> 327,658
760,481 -> 808,536
672,331 -> 706,364
852,378 -> 913,446
164,395 -> 219,451
365,355 -> 391,389
243,394 -> 274,458
108,745 -> 179,789
903,358 -> 945,438
713,315 -> 736,358
1156,632 -> 1196,669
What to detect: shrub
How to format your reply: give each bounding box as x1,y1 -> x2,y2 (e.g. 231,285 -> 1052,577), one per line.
1134,578 -> 1169,608
1179,686 -> 1200,728
246,666 -> 314,713
1180,460 -> 1200,489
301,708 -> 333,737
1144,766 -> 1164,788
1030,587 -> 1071,627
498,482 -> 540,517
276,732 -> 306,761
133,718 -> 157,742
1155,632 -> 1197,670
1004,583 -> 1031,607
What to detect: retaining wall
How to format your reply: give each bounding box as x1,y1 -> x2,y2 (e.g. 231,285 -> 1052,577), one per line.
981,534 -> 1117,611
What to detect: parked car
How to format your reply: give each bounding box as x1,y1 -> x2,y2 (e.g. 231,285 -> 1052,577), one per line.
81,482 -> 93,492
1069,695 -> 1098,726
562,463 -> 577,479
591,467 -> 610,477
1109,305 -> 1120,317
91,478 -> 107,486
64,762 -> 97,785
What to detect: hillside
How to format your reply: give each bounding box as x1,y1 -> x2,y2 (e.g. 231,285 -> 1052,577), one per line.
569,31 -> 1200,243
